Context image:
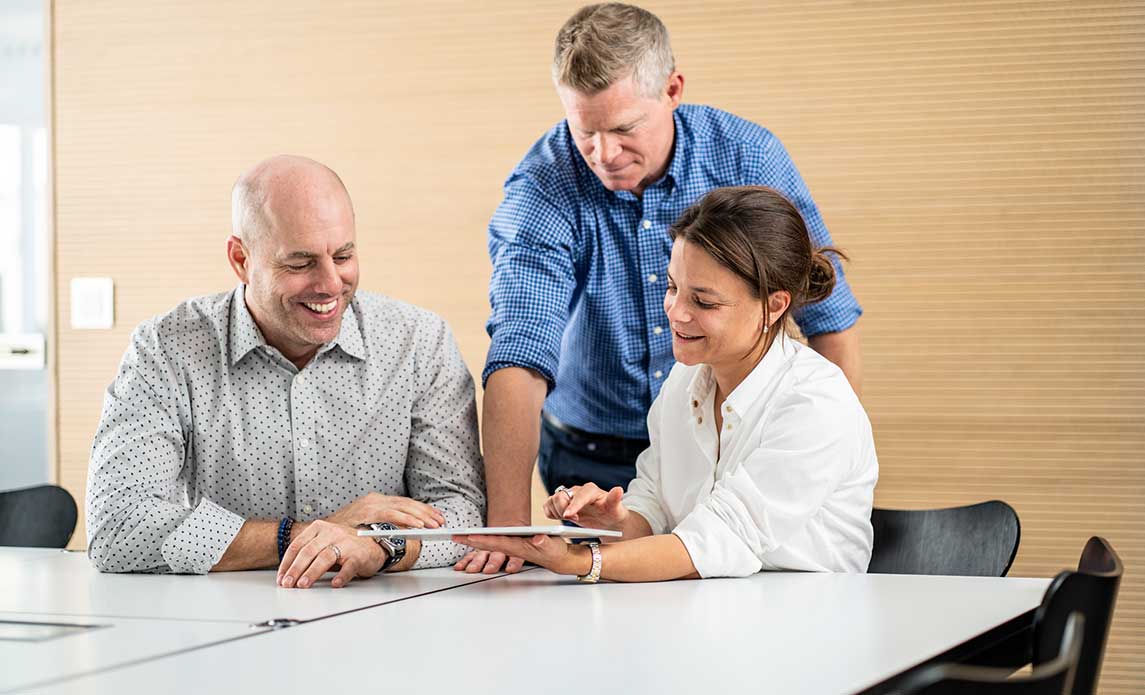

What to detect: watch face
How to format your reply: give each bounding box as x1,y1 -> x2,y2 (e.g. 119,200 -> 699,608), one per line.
372,523 -> 406,552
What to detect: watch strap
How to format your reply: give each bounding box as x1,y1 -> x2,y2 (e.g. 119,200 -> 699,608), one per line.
577,541 -> 602,583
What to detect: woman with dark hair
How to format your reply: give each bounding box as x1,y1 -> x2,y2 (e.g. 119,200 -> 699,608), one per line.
456,186 -> 877,582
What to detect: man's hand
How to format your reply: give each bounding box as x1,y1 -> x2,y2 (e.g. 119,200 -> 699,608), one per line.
455,367 -> 548,575
544,483 -> 628,530
277,520 -> 386,589
325,492 -> 446,529
453,513 -> 530,575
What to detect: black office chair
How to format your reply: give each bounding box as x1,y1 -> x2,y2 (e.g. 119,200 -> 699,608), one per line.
869,501 -> 1020,577
897,612 -> 1085,695
1032,537 -> 1122,695
0,484 -> 78,548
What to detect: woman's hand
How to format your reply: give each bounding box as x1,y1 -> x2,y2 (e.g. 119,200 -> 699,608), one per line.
544,483 -> 629,530
451,534 -> 590,577
277,520 -> 387,589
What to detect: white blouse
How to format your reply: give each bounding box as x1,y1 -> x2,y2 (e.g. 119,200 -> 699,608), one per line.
623,334 -> 878,578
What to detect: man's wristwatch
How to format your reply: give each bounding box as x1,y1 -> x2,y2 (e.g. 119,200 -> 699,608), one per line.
359,522 -> 407,571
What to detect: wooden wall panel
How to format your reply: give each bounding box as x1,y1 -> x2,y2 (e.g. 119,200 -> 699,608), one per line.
52,2 -> 1143,691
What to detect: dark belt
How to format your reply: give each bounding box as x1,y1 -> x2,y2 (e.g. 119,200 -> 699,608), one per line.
541,411 -> 649,456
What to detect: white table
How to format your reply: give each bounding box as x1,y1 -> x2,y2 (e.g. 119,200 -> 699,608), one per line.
0,611 -> 267,693
0,548 -> 497,623
20,567 -> 1050,695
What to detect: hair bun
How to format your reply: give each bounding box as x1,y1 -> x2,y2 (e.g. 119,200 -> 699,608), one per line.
806,247 -> 846,304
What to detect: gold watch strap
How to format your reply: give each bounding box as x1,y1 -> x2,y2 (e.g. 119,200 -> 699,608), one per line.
577,541 -> 602,583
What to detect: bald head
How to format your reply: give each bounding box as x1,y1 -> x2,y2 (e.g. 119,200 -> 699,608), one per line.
226,155 -> 360,368
231,154 -> 354,250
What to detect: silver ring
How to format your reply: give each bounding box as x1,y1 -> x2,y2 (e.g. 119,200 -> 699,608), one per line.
555,485 -> 574,501
328,544 -> 342,563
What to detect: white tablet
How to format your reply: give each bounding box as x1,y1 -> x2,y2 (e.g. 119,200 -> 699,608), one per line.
356,525 -> 622,541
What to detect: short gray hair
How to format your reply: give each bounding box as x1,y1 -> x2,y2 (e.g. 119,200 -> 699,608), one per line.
552,3 -> 675,98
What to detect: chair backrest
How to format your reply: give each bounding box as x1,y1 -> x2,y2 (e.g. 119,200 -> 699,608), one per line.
0,484 -> 78,548
1033,537 -> 1123,695
898,612 -> 1085,695
869,501 -> 1020,576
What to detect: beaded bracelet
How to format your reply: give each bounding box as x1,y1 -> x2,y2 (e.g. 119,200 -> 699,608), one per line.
276,517 -> 295,561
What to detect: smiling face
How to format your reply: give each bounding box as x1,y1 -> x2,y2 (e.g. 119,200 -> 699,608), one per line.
664,239 -> 767,372
227,157 -> 359,368
558,72 -> 683,196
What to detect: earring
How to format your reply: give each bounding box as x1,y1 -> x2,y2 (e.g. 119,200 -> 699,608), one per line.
763,324 -> 769,334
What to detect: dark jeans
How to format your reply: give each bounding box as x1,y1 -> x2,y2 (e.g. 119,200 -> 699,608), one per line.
537,412 -> 649,496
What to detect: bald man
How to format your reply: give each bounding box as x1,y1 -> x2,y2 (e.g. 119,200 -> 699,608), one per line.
86,155 -> 485,588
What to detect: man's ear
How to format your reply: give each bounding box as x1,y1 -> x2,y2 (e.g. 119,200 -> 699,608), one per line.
226,235 -> 251,284
664,71 -> 685,108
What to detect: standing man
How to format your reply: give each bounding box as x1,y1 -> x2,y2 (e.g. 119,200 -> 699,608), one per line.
456,3 -> 862,574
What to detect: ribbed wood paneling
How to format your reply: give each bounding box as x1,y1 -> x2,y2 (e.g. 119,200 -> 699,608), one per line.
52,2 -> 1142,691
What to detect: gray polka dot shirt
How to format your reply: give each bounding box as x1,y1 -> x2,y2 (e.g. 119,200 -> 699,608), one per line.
86,285 -> 486,574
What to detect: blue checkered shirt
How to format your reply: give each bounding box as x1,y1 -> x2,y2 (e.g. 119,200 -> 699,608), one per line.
485,104 -> 862,439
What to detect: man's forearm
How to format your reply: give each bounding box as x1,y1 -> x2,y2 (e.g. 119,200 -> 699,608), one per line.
808,323 -> 863,397
212,519 -> 279,572
386,539 -> 421,572
482,367 -> 549,525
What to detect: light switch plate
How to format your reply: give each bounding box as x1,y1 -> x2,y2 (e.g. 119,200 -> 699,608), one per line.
70,277 -> 115,329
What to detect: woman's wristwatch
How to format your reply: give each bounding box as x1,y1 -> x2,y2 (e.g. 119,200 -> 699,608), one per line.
577,541 -> 602,583
358,522 -> 407,571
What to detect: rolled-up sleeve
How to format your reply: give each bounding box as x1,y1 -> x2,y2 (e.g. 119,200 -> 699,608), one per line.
672,384 -> 863,578
622,393 -> 670,536
86,324 -> 244,574
406,318 -> 487,568
753,136 -> 862,337
483,175 -> 579,390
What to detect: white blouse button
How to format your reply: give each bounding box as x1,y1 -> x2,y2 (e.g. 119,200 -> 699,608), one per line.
642,219 -> 652,229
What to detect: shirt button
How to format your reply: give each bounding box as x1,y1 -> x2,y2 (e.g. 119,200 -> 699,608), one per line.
642,219 -> 652,229
299,437 -> 309,448
654,370 -> 663,379
725,423 -> 733,431
652,326 -> 663,335
647,273 -> 658,283
697,416 -> 703,424
302,503 -> 314,515
586,443 -> 598,452
692,400 -> 699,408
725,405 -> 733,413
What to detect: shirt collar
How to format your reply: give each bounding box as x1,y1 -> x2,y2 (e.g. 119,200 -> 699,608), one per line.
228,285 -> 265,366
228,285 -> 366,366
686,333 -> 796,419
662,107 -> 687,188
331,300 -> 366,361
